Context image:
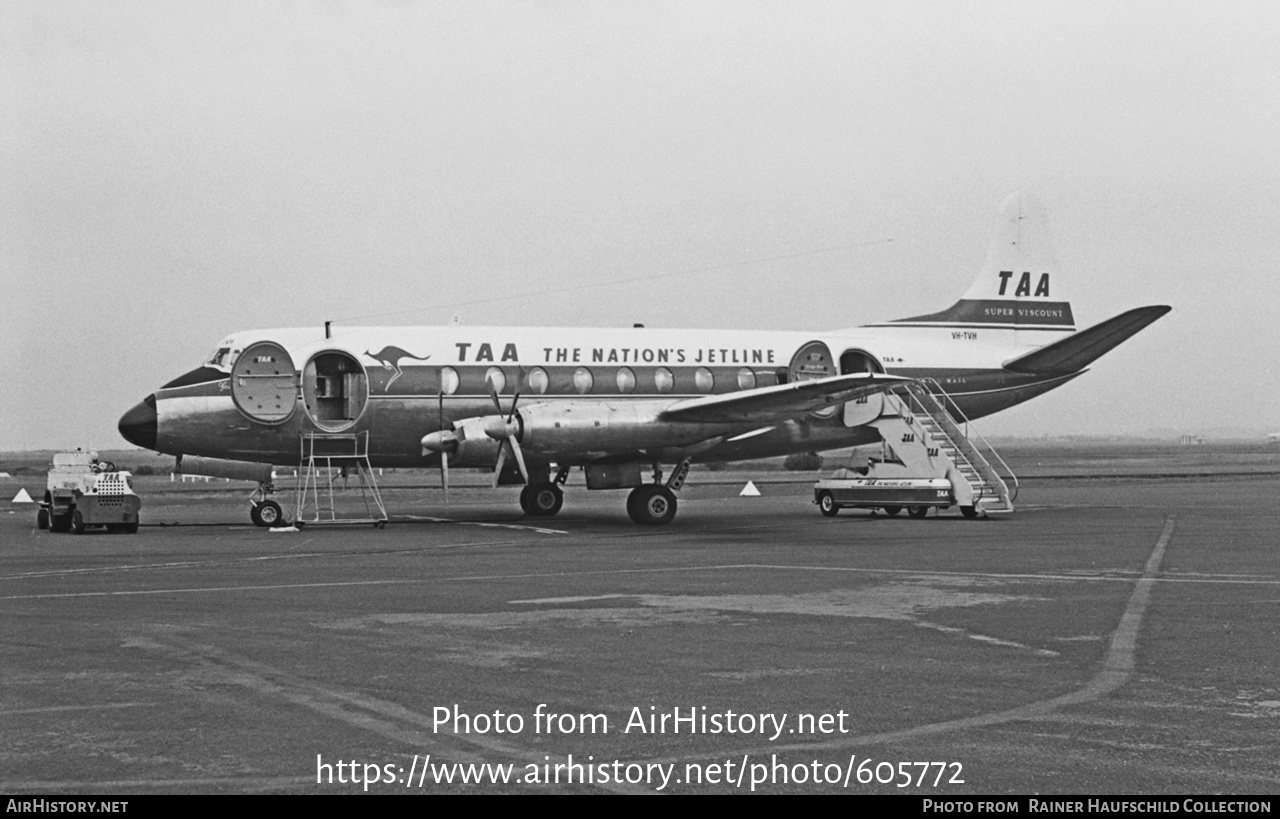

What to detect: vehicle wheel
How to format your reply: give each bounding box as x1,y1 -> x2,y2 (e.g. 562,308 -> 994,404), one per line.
71,509 -> 86,534
818,492 -> 838,517
251,500 -> 284,527
125,519 -> 139,534
882,505 -> 902,516
37,508 -> 49,530
523,482 -> 563,517
627,485 -> 677,526
960,505 -> 979,519
908,505 -> 929,519
50,512 -> 71,533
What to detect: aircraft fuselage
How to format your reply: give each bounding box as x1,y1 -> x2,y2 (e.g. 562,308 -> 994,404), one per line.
122,323 -> 1078,468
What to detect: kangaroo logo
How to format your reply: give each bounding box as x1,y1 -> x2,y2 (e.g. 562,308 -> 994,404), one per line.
364,346 -> 431,390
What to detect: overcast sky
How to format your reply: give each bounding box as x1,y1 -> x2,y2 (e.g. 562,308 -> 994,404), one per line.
3,1 -> 1278,450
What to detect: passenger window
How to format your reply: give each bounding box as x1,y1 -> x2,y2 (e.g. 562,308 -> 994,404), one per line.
440,367 -> 460,395
616,367 -> 636,394
573,367 -> 594,394
485,367 -> 506,394
737,368 -> 756,390
526,367 -> 549,395
695,367 -> 714,392
654,367 -> 674,393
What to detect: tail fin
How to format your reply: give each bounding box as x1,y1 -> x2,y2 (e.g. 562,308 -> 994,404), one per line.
888,192 -> 1075,337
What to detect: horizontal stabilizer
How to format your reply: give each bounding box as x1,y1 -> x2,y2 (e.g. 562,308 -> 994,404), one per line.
661,372 -> 906,424
1002,305 -> 1171,375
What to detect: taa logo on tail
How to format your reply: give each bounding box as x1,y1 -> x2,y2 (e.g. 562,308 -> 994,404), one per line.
997,271 -> 1050,297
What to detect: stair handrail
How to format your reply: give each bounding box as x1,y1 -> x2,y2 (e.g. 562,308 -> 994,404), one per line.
909,378 -> 1019,502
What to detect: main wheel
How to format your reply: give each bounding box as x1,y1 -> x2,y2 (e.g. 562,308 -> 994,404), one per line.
627,485 -> 677,526
522,482 -> 564,517
37,507 -> 49,530
882,505 -> 902,516
251,500 -> 284,527
71,509 -> 87,534
960,505 -> 979,519
908,505 -> 929,519
818,492 -> 838,517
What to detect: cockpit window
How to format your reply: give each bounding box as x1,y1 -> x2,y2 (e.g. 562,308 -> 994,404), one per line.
207,347 -> 232,369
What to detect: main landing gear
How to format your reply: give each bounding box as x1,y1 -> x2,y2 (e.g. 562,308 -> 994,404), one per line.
511,461 -> 690,526
519,466 -> 569,518
520,482 -> 564,517
626,484 -> 677,526
625,459 -> 689,526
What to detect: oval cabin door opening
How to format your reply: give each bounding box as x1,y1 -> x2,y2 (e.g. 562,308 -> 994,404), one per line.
302,351 -> 369,432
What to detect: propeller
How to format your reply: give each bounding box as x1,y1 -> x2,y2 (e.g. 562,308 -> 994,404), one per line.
487,385 -> 528,487
420,385 -> 528,492
438,390 -> 449,505
421,390 -> 457,505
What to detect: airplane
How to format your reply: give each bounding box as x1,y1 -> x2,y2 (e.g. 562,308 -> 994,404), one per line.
117,193 -> 1170,526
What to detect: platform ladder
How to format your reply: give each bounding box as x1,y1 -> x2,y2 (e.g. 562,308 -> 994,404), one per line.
295,431 -> 388,527
885,379 -> 1018,515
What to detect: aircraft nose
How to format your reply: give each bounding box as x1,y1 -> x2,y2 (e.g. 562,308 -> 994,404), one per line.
118,395 -> 158,450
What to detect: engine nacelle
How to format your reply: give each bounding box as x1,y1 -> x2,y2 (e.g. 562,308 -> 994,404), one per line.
517,401 -> 720,457
448,417 -> 503,465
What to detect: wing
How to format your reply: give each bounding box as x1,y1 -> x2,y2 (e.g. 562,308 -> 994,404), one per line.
659,372 -> 906,424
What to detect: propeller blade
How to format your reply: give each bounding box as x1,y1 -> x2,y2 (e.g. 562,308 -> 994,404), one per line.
493,445 -> 508,488
438,389 -> 449,505
488,382 -> 503,415
507,391 -> 521,423
440,451 -> 449,505
507,437 -> 529,484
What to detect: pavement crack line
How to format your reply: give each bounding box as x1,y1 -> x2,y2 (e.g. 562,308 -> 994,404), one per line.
125,635 -> 646,793
675,514 -> 1178,761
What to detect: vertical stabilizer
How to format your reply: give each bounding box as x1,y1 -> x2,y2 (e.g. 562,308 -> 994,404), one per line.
888,193 -> 1076,342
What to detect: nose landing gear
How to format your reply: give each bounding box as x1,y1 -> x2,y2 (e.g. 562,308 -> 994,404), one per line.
250,498 -> 285,527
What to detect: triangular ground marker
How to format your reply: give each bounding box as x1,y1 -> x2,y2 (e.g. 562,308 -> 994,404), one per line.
739,481 -> 761,497
12,488 -> 33,503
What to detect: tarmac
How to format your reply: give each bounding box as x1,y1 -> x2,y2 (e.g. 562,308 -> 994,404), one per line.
2,472 -> 1278,794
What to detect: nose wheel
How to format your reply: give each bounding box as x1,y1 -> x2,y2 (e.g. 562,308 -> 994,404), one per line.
251,499 -> 284,527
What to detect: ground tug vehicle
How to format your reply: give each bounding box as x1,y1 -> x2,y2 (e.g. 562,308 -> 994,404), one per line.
38,450 -> 141,534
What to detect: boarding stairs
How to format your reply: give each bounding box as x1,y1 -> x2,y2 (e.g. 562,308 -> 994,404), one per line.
294,431 -> 388,527
868,379 -> 1017,516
